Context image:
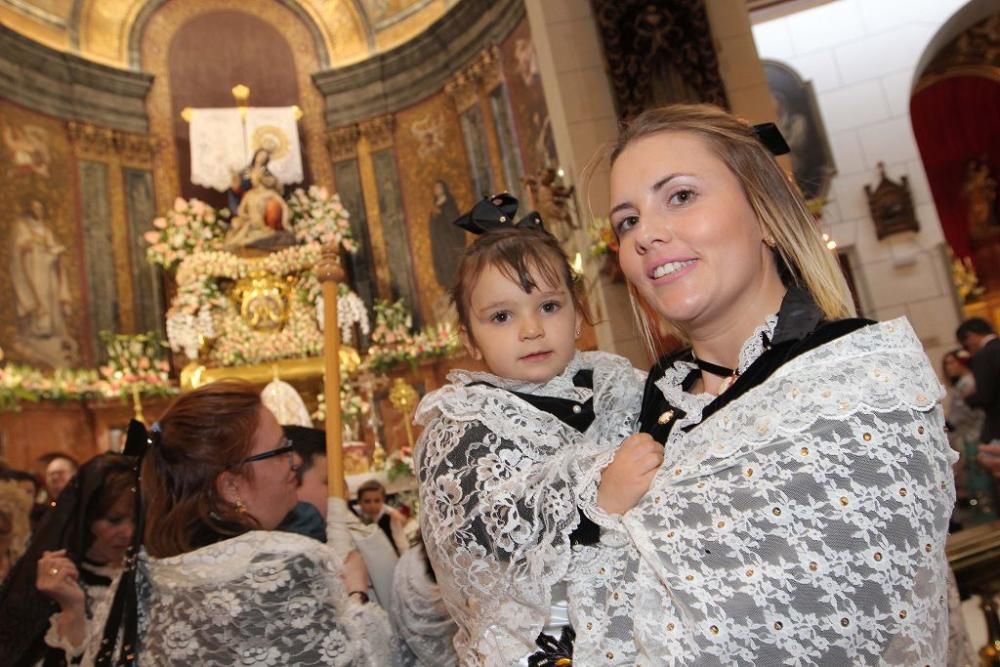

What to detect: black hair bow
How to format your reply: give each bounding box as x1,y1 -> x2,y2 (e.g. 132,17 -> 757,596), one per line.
453,192 -> 544,235
753,122 -> 791,156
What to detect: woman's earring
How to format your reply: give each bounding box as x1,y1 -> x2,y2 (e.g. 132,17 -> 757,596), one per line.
235,496 -> 247,514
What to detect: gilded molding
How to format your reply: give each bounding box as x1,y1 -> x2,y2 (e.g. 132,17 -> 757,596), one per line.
327,125 -> 361,161
67,121 -> 116,157
66,121 -> 157,164
358,114 -> 396,150
444,72 -> 479,112
445,45 -> 503,111
113,131 -> 159,166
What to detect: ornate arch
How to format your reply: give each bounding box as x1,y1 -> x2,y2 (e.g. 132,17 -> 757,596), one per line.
125,0 -> 333,70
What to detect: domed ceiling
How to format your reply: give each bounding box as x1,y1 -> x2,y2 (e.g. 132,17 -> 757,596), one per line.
0,0 -> 454,69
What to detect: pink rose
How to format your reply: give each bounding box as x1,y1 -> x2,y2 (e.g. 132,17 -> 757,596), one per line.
173,197 -> 187,212
144,231 -> 161,244
153,217 -> 168,229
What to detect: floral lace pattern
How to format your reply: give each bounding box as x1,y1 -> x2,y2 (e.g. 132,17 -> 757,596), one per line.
578,318 -> 958,665
415,351 -> 644,666
134,531 -> 392,666
53,531 -> 393,666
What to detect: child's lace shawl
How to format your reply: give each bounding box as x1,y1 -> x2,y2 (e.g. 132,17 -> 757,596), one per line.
415,351 -> 644,666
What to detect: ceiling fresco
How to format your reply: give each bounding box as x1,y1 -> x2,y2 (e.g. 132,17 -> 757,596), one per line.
0,0 -> 451,69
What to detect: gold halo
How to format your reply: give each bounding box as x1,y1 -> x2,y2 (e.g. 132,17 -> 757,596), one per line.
251,125 -> 290,160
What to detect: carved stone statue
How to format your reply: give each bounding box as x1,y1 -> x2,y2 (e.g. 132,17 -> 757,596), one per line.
224,166 -> 293,249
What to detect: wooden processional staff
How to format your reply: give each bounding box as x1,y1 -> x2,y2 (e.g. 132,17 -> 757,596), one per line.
316,243 -> 346,499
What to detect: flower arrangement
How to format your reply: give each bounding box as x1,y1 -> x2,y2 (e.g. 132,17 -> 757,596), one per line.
0,332 -> 176,411
363,300 -> 459,372
316,283 -> 371,345
144,197 -> 229,271
382,445 -> 414,482
288,186 -> 356,251
164,242 -> 367,367
586,216 -> 618,258
98,331 -> 175,399
312,377 -> 370,440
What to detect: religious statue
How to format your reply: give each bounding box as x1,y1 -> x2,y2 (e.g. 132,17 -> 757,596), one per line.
9,199 -> 78,366
962,157 -> 998,239
223,164 -> 294,250
523,166 -> 576,239
228,148 -> 277,215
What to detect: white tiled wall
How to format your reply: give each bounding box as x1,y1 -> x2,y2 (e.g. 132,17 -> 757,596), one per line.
752,0 -> 970,368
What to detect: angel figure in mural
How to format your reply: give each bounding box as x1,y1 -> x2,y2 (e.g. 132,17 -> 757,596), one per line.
963,156 -> 998,238
523,166 -> 576,239
2,124 -> 51,178
10,199 -> 77,366
410,113 -> 446,160
224,164 -> 293,249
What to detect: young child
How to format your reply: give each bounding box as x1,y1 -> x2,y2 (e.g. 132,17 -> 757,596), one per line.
414,193 -> 649,666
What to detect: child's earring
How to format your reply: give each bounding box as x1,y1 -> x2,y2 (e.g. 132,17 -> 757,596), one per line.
763,236 -> 776,248
575,328 -> 581,339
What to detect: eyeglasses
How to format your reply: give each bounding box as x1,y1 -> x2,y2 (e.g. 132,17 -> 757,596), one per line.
237,436 -> 297,469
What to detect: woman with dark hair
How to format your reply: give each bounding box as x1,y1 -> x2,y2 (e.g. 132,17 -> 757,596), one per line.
0,453 -> 135,666
83,380 -> 389,665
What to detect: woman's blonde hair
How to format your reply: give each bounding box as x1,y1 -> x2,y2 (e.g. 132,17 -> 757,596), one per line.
607,103 -> 854,355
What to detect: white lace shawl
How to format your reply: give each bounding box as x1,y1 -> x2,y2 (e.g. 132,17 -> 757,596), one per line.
414,351 -> 644,666
61,531 -> 392,666
388,544 -> 459,666
577,318 -> 958,665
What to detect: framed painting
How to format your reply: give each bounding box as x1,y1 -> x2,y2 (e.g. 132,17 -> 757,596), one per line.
763,60 -> 837,202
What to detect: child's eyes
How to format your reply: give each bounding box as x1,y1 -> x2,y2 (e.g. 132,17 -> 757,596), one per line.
490,311 -> 511,324
541,301 -> 562,314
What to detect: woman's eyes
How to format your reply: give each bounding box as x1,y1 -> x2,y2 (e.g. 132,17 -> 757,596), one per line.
614,189 -> 697,234
669,188 -> 696,205
614,216 -> 639,235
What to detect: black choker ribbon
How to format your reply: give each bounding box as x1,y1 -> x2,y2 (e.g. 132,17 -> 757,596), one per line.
453,192 -> 544,235
693,358 -> 737,378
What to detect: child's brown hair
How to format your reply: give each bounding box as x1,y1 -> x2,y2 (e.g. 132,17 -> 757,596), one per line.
450,226 -> 590,342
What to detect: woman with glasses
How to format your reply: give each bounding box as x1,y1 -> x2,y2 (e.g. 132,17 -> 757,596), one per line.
52,380 -> 391,665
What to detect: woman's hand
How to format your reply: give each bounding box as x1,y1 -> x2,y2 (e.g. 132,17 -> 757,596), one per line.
597,433 -> 664,515
341,549 -> 370,597
36,549 -> 85,612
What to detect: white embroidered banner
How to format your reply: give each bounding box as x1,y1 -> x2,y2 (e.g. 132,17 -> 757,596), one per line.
245,107 -> 303,186
189,108 -> 245,191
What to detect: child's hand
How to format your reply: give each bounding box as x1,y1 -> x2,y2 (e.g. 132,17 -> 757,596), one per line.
597,433 -> 663,515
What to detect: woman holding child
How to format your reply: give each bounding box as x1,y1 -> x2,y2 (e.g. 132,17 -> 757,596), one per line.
583,104 -> 957,665
418,104 -> 955,666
